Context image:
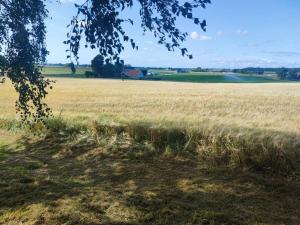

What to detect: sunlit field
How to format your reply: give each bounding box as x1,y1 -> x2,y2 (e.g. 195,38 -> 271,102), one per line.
1,78 -> 300,224
1,78 -> 300,134
42,66 -> 91,75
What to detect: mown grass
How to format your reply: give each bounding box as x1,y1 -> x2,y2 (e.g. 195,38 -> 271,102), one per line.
0,127 -> 299,225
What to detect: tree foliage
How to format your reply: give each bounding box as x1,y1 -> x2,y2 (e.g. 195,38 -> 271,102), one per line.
67,0 -> 211,61
141,69 -> 148,77
0,55 -> 8,76
67,62 -> 76,74
91,55 -> 105,76
91,55 -> 124,78
0,0 -> 52,122
277,68 -> 300,80
0,0 -> 211,121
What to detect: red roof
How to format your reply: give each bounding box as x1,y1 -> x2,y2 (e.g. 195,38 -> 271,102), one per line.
127,70 -> 141,77
123,69 -> 143,78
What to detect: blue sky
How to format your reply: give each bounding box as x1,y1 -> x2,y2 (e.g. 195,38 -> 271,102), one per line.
46,0 -> 300,68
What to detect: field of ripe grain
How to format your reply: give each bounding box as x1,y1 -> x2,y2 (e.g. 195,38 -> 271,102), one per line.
1,78 -> 300,224
1,78 -> 300,133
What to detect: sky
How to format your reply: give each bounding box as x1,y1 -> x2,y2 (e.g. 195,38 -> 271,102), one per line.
46,0 -> 300,68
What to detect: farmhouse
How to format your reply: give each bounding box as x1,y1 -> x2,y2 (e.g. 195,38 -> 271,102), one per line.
123,69 -> 144,79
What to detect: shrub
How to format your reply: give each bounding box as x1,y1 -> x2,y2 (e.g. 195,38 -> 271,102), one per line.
91,55 -> 124,78
85,71 -> 96,78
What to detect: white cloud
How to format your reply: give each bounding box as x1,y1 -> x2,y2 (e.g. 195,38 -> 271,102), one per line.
190,31 -> 212,41
217,31 -> 224,36
236,29 -> 249,36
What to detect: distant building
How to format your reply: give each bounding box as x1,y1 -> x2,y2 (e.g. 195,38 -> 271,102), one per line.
122,69 -> 144,79
264,71 -> 277,77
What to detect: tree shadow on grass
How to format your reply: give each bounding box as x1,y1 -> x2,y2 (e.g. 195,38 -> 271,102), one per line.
0,134 -> 299,225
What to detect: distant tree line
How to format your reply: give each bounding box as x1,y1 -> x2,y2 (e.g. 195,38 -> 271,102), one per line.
192,67 -> 208,72
233,67 -> 300,80
276,68 -> 300,80
45,63 -> 90,68
233,67 -> 265,75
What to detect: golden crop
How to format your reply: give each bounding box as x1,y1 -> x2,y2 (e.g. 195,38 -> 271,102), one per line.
1,78 -> 300,134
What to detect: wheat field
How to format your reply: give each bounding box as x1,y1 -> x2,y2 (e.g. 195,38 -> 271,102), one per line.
1,78 -> 300,134
1,78 -> 300,224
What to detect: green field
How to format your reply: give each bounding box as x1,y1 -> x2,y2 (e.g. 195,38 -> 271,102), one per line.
155,72 -> 281,83
42,66 -> 91,78
42,67 -> 286,83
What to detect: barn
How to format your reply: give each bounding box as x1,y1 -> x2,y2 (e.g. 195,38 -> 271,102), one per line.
122,69 -> 144,79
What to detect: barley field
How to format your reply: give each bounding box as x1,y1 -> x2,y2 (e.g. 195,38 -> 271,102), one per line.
1,78 -> 300,134
1,78 -> 300,224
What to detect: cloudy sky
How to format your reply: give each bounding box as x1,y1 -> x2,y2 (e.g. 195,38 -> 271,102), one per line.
46,0 -> 300,68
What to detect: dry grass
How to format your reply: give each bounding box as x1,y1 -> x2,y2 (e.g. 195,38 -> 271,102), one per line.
1,78 -> 300,134
0,132 -> 299,225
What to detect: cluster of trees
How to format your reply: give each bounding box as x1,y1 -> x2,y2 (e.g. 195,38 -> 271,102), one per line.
87,55 -> 149,78
87,55 -> 124,78
192,67 -> 209,72
233,68 -> 265,75
277,68 -> 300,80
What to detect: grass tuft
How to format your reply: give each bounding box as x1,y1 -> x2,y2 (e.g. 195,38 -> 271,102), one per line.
11,117 -> 294,174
